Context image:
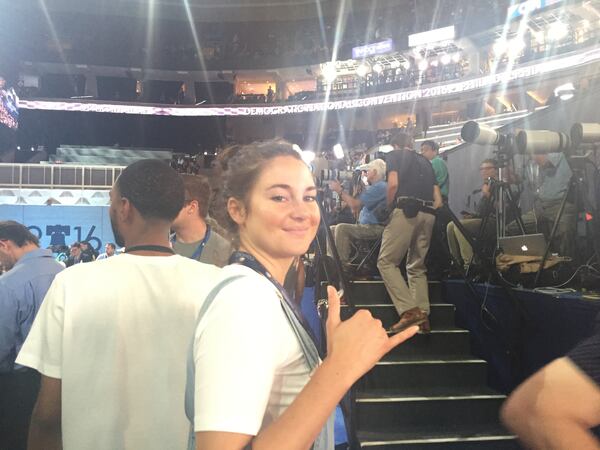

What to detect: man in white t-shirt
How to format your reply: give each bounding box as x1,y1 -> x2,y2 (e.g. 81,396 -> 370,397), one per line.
16,159 -> 222,450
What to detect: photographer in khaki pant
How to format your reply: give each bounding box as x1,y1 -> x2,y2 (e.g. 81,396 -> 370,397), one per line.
378,133 -> 443,334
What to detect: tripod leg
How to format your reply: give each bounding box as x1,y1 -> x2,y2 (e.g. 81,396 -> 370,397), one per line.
441,205 -> 494,278
504,186 -> 526,235
465,189 -> 497,277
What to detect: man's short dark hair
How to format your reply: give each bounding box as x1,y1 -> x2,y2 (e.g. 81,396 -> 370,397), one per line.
106,243 -> 116,250
390,132 -> 414,150
0,221 -> 39,247
115,159 -> 185,222
421,140 -> 439,153
181,174 -> 211,219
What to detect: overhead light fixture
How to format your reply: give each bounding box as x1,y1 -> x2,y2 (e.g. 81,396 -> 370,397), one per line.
356,63 -> 370,77
430,60 -> 439,67
418,59 -> 429,71
333,143 -> 345,159
440,54 -> 451,65
390,60 -> 401,69
554,82 -> 575,101
547,21 -> 569,41
581,19 -> 591,30
451,52 -> 461,63
402,61 -> 411,70
373,63 -> 383,73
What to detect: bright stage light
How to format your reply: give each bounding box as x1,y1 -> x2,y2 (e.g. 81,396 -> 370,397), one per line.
322,63 -> 337,83
451,53 -> 461,63
493,39 -> 508,56
548,21 -> 569,41
440,54 -> 451,65
356,63 -> 370,77
390,60 -> 401,69
508,39 -> 526,57
554,82 -> 575,101
402,61 -> 411,70
418,59 -> 429,71
373,63 -> 383,73
301,150 -> 316,164
333,143 -> 345,159
377,144 -> 394,153
430,60 -> 439,67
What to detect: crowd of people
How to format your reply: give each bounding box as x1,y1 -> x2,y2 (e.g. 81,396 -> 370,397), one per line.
0,141 -> 420,450
0,133 -> 597,450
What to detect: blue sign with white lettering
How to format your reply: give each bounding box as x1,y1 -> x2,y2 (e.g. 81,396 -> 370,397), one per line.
0,205 -> 115,251
507,0 -> 562,22
352,39 -> 394,59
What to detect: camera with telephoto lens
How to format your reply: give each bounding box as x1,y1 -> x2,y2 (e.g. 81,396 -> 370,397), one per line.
318,169 -> 355,183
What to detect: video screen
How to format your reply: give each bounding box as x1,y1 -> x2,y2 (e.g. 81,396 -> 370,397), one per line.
0,87 -> 19,129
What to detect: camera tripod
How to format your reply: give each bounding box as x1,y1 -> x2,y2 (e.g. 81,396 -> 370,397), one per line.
464,158 -> 526,278
534,153 -> 600,287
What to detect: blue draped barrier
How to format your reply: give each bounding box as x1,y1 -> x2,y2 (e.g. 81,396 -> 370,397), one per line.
444,280 -> 600,393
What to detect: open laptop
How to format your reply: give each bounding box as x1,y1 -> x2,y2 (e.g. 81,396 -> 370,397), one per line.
498,234 -> 548,257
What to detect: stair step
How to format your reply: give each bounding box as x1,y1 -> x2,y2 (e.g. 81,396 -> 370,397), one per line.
349,280 -> 443,305
356,386 -> 503,401
357,425 -> 519,449
387,328 -> 470,356
342,303 -> 455,328
361,356 -> 488,390
356,391 -> 506,431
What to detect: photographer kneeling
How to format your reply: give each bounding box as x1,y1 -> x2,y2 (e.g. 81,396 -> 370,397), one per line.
328,159 -> 387,268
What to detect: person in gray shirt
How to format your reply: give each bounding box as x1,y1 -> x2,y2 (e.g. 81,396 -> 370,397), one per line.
171,174 -> 233,267
510,152 -> 576,257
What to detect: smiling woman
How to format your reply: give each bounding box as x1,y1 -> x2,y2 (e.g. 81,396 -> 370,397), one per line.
187,140 -> 419,450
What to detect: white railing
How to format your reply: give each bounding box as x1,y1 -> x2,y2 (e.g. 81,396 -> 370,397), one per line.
0,163 -> 125,189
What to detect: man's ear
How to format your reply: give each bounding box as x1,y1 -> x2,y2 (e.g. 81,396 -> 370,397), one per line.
0,239 -> 10,252
188,200 -> 199,215
120,197 -> 135,223
227,197 -> 246,226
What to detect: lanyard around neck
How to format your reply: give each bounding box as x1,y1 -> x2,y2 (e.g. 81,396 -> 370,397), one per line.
230,251 -> 318,346
124,245 -> 175,255
171,225 -> 211,260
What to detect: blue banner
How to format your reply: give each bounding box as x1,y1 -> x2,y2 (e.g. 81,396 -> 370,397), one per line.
507,0 -> 563,22
0,205 -> 115,252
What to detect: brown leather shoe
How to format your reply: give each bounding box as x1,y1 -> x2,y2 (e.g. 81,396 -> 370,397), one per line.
418,317 -> 431,334
389,307 -> 427,333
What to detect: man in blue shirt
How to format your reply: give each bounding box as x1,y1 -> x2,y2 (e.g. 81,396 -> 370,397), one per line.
0,220 -> 63,450
329,158 -> 387,266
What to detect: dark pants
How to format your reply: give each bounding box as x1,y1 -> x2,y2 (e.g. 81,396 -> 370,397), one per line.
0,370 -> 40,450
425,208 -> 452,278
